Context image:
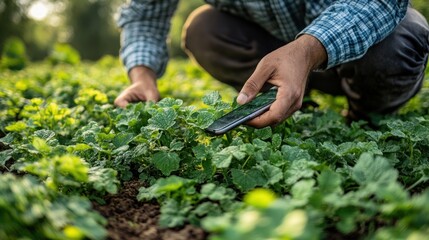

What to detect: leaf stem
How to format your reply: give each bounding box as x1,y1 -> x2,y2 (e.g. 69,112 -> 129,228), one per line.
406,176 -> 427,191
408,138 -> 414,161
241,156 -> 251,169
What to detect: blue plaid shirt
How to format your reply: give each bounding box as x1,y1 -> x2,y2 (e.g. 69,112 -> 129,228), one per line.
117,0 -> 409,77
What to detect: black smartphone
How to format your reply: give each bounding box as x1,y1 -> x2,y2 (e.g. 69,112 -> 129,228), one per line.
206,87 -> 277,135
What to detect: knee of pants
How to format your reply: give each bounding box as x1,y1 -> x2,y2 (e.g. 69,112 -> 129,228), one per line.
182,5 -> 215,59
182,5 -> 279,89
340,8 -> 429,114
181,5 -> 246,88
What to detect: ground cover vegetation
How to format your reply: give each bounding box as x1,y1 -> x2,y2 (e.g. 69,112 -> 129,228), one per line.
1,43 -> 429,239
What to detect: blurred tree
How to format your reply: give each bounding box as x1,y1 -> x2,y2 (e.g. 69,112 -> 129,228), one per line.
63,0 -> 121,60
0,0 -> 31,55
23,19 -> 59,60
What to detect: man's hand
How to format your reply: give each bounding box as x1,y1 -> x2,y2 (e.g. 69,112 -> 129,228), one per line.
114,66 -> 160,108
236,34 -> 327,128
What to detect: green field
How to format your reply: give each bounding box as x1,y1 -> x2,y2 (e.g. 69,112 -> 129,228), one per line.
1,56 -> 429,239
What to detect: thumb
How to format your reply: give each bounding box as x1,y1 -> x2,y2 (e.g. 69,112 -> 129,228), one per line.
237,63 -> 271,105
114,96 -> 129,108
114,90 -> 131,108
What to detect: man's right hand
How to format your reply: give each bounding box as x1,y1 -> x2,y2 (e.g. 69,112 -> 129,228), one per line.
114,66 -> 160,108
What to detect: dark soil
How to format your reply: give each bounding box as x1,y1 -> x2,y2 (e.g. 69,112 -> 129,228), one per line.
92,180 -> 207,240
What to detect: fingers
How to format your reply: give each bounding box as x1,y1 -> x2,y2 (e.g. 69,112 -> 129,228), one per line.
239,43 -> 311,128
115,66 -> 159,108
246,87 -> 303,128
237,59 -> 273,105
114,98 -> 128,108
114,83 -> 160,108
114,88 -> 132,108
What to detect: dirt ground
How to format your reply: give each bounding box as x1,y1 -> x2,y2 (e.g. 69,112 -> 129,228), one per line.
92,180 -> 207,240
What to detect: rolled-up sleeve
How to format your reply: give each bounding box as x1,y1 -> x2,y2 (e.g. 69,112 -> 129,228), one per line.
117,0 -> 179,77
299,0 -> 409,69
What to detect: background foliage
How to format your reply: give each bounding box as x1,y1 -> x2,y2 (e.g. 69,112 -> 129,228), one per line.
413,0 -> 429,19
0,0 -> 204,61
2,0 -> 426,62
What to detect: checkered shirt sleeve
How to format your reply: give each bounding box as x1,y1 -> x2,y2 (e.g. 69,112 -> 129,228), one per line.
117,0 -> 179,77
300,0 -> 409,69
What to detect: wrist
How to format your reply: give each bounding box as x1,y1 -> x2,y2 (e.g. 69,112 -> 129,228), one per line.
295,34 -> 327,70
129,65 -> 157,85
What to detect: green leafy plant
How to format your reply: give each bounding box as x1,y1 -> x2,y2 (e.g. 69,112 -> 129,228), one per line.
1,58 -> 429,239
0,174 -> 107,240
1,37 -> 27,70
48,43 -> 81,65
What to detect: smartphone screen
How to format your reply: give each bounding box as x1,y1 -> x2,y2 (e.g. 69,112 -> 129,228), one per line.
206,87 -> 277,135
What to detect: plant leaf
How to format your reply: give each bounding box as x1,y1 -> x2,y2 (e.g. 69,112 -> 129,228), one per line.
284,159 -> 318,186
152,151 -> 181,176
148,108 -> 177,130
0,149 -> 13,166
352,153 -> 397,186
112,132 -> 134,148
231,168 -> 266,192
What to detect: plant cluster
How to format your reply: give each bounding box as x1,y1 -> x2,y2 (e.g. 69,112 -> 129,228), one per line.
1,59 -> 429,239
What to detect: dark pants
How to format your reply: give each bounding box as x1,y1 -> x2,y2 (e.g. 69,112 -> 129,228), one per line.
182,5 -> 429,119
